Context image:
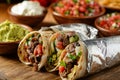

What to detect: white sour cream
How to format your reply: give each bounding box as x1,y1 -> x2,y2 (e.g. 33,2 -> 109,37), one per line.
11,1 -> 45,16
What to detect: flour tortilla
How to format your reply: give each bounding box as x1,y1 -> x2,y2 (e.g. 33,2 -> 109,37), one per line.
18,31 -> 51,71
45,31 -> 81,72
59,41 -> 87,80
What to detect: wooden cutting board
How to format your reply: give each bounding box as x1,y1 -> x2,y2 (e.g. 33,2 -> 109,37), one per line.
0,54 -> 120,80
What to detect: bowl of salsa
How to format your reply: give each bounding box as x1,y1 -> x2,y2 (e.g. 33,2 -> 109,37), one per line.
51,0 -> 105,25
95,12 -> 120,36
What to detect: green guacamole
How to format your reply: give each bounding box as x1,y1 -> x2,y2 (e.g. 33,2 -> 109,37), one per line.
0,20 -> 30,42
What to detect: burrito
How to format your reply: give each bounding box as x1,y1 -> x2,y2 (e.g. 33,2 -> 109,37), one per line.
18,31 -> 50,71
58,36 -> 120,80
58,41 -> 87,80
45,31 -> 80,72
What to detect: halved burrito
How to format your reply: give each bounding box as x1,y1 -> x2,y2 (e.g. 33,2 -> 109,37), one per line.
45,31 -> 80,72
58,41 -> 87,80
18,31 -> 50,71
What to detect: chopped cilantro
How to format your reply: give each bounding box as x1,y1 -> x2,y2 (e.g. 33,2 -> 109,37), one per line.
78,51 -> 82,57
73,0 -> 78,3
86,0 -> 91,3
68,53 -> 77,60
64,10 -> 70,15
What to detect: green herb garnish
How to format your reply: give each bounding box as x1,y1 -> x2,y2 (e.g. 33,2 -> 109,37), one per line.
26,39 -> 30,45
57,2 -> 64,7
77,51 -> 82,57
86,0 -> 91,3
60,61 -> 66,67
115,20 -> 120,23
64,10 -> 70,16
48,57 -> 52,63
68,53 -> 77,60
87,7 -> 93,12
73,0 -> 78,3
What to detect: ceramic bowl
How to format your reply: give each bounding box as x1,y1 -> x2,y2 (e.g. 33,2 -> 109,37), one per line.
95,15 -> 120,37
50,4 -> 105,26
0,24 -> 33,55
8,5 -> 47,27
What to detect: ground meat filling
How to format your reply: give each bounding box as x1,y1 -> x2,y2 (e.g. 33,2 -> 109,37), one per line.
60,42 -> 81,78
24,33 -> 43,70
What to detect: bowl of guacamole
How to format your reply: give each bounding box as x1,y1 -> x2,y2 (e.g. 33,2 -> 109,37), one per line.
0,20 -> 33,54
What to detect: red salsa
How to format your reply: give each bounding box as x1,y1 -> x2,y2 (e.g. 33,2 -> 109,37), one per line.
53,0 -> 102,17
98,12 -> 120,30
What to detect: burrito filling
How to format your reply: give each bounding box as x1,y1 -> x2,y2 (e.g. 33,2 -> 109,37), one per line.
59,42 -> 82,78
47,31 -> 79,70
23,33 -> 43,70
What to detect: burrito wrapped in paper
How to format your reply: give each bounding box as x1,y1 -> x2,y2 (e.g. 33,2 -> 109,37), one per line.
58,36 -> 120,80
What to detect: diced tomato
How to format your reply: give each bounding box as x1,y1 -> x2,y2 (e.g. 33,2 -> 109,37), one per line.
53,0 -> 101,17
113,16 -> 120,20
94,6 -> 100,14
109,15 -> 120,22
99,13 -> 120,30
100,20 -> 107,27
64,6 -> 69,10
55,6 -> 60,11
34,44 -> 43,56
59,66 -> 65,73
118,22 -> 120,27
93,2 -> 99,7
109,17 -> 114,22
79,13 -> 84,17
60,8 -> 65,14
80,0 -> 86,6
74,5 -> 79,9
104,24 -> 109,30
70,10 -> 73,15
37,44 -> 43,55
69,0 -> 74,5
79,7 -> 86,12
24,45 -> 28,49
56,41 -> 64,49
109,21 -> 114,26
34,48 -> 38,56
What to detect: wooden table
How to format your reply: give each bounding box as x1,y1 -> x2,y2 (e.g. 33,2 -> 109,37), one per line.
0,3 -> 120,80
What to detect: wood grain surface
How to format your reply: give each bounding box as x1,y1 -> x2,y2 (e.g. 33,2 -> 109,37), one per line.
0,3 -> 120,80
